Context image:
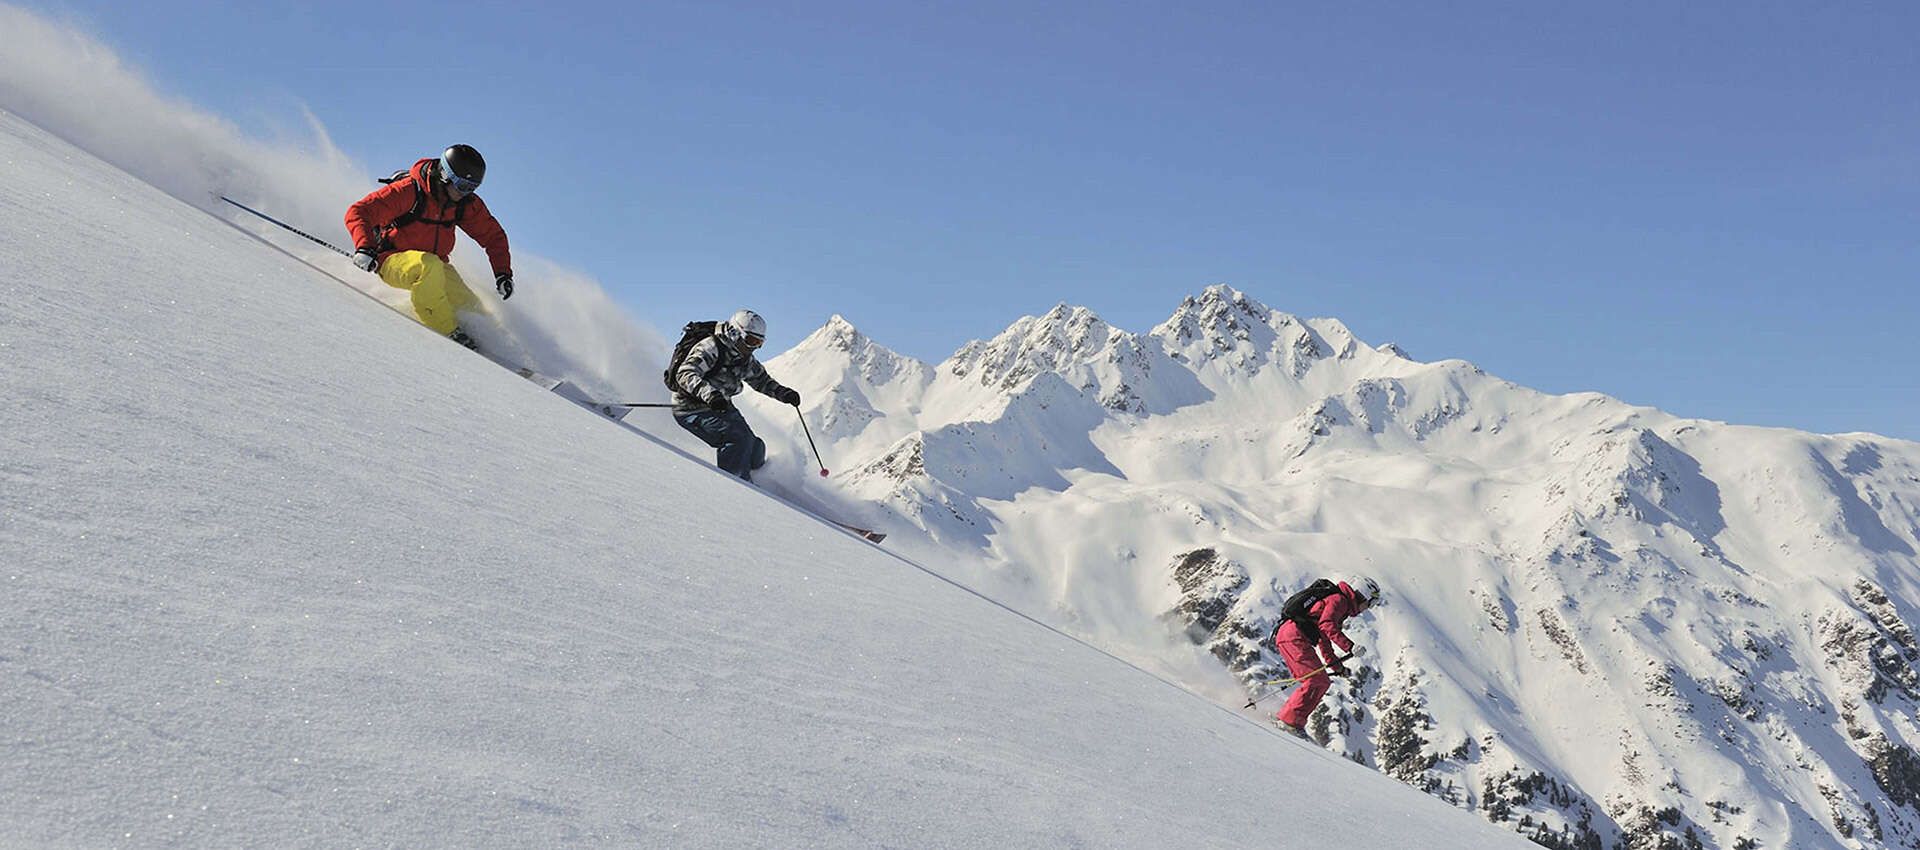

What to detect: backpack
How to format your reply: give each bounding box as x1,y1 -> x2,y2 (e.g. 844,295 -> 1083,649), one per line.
377,167 -> 469,242
662,320 -> 721,394
1272,578 -> 1341,646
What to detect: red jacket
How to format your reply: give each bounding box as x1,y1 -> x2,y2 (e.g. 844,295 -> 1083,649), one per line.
344,158 -> 512,276
1275,582 -> 1362,664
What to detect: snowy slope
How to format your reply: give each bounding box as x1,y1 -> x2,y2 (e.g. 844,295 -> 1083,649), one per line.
755,292 -> 1920,849
0,111 -> 1532,847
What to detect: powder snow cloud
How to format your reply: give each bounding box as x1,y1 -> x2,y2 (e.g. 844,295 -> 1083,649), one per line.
0,2 -> 663,398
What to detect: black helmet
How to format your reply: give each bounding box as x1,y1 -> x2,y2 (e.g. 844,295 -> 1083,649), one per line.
439,144 -> 486,193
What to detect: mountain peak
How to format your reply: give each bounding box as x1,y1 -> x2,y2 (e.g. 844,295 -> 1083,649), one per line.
1161,285 -> 1282,333
773,314 -> 930,394
794,313 -> 870,355
944,303 -> 1120,391
1153,285 -> 1331,377
1194,282 -> 1256,306
1031,302 -> 1103,330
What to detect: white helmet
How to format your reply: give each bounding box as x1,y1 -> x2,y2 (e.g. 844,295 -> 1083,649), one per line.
1350,576 -> 1384,608
719,309 -> 767,354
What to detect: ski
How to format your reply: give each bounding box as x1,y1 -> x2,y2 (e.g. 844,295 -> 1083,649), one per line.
830,521 -> 886,544
514,367 -> 565,392
509,368 -> 635,419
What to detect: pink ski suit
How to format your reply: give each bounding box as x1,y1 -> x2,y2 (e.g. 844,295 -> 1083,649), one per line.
1273,582 -> 1365,729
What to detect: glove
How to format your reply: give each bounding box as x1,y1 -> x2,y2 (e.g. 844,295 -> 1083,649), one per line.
705,393 -> 733,412
776,387 -> 801,406
495,272 -> 514,300
351,249 -> 379,273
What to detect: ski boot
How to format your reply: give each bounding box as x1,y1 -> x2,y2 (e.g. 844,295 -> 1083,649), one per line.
1273,715 -> 1310,740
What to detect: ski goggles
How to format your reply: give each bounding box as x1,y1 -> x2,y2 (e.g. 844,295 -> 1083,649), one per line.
441,159 -> 482,194
742,333 -> 766,350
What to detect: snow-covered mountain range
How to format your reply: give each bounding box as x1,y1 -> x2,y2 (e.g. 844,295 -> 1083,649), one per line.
743,288 -> 1920,850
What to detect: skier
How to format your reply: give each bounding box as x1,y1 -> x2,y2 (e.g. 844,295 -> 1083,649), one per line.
343,144 -> 513,348
670,310 -> 802,481
1271,576 -> 1384,739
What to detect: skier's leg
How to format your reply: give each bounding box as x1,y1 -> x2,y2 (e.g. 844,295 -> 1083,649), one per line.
713,411 -> 759,480
675,411 -> 729,448
750,436 -> 767,471
410,256 -> 480,336
1275,638 -> 1331,729
674,410 -> 756,479
376,251 -> 476,336
675,410 -> 747,477
376,250 -> 425,293
434,261 -> 481,313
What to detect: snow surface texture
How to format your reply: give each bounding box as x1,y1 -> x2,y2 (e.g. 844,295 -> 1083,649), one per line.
745,301 -> 1920,848
0,112 -> 1534,847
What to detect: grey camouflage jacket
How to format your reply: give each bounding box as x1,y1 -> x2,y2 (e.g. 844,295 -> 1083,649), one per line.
672,335 -> 791,412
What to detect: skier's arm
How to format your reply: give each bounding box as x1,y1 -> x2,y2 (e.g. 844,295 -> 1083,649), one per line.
343,181 -> 415,252
1317,595 -> 1356,657
743,360 -> 790,399
675,338 -> 726,404
1313,635 -> 1339,667
456,195 -> 514,278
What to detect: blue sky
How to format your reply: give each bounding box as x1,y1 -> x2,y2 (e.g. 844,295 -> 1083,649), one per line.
25,0 -> 1920,439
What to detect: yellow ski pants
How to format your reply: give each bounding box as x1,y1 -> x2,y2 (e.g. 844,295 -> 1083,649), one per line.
376,251 -> 480,336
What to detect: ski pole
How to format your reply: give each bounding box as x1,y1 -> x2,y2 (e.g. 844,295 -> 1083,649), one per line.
218,196 -> 351,256
610,402 -> 676,408
1243,652 -> 1354,709
795,406 -> 828,477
